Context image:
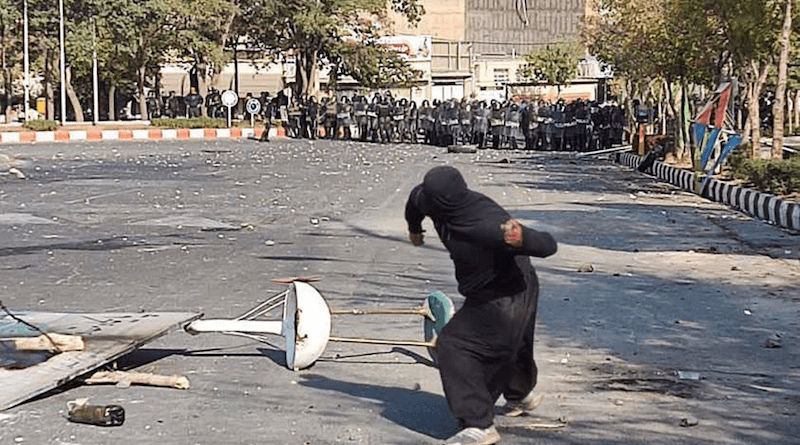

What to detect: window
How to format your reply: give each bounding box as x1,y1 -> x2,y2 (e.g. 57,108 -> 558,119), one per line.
493,68 -> 509,86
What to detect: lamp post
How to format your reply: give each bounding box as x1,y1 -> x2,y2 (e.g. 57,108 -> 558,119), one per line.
23,0 -> 30,122
92,18 -> 99,125
59,0 -> 67,125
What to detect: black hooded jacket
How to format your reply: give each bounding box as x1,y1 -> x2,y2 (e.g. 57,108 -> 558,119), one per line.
405,166 -> 557,302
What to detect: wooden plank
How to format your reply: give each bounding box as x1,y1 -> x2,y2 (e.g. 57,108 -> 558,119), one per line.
0,311 -> 201,411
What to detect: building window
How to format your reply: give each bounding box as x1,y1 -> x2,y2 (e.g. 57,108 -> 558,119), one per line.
493,68 -> 509,86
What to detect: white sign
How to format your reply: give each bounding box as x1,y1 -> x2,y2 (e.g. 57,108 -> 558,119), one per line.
221,90 -> 238,108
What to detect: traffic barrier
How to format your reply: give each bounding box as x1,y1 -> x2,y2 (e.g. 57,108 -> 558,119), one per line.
617,152 -> 800,231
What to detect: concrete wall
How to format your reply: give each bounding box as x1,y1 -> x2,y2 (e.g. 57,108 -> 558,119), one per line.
389,0 -> 466,42
465,0 -> 585,56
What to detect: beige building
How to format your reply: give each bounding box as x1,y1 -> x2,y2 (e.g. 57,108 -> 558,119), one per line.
390,0 -> 606,102
160,0 -> 602,105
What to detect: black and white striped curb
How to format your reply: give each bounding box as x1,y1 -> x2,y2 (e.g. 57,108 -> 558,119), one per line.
616,152 -> 800,231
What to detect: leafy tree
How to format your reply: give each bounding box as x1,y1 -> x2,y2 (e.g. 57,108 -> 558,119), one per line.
0,0 -> 21,119
517,42 -> 583,95
234,0 -> 424,97
98,0 -> 236,120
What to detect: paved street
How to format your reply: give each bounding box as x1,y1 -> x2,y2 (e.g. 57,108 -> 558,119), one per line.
0,138 -> 798,444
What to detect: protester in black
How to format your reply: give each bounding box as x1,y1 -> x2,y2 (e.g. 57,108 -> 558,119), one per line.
405,166 -> 557,445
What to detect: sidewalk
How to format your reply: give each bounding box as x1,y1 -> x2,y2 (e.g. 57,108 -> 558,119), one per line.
0,123 -> 285,144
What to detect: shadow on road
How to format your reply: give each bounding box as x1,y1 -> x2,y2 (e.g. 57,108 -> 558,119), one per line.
298,373 -> 456,439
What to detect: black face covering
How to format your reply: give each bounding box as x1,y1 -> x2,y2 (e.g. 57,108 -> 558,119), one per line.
422,166 -> 509,237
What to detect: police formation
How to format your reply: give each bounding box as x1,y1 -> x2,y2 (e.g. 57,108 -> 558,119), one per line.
276,93 -> 625,152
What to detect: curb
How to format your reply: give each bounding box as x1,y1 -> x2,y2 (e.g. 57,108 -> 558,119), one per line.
616,152 -> 800,232
0,127 -> 285,145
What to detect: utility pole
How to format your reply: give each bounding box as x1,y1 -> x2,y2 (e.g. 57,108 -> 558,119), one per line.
59,0 -> 67,125
23,0 -> 30,122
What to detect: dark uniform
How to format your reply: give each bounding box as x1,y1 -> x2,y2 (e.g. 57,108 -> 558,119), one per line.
259,92 -> 274,142
353,96 -> 368,141
489,101 -> 505,149
184,88 -> 203,118
405,166 -> 557,439
472,102 -> 489,149
206,88 -> 222,118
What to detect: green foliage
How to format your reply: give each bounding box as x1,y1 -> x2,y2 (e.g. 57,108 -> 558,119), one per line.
518,42 -> 583,87
150,117 -> 226,128
234,0 -> 424,96
728,149 -> 800,195
23,119 -> 59,131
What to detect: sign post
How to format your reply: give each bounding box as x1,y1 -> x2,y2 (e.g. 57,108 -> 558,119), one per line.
221,90 -> 238,128
246,98 -> 261,129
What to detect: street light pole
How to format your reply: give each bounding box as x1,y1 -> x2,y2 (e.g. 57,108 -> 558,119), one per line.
59,0 -> 67,125
23,0 -> 30,122
92,18 -> 99,125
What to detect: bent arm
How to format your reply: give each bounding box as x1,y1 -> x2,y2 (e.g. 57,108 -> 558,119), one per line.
516,225 -> 557,258
405,185 -> 426,234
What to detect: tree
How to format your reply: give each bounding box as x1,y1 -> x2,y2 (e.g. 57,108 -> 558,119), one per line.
772,0 -> 792,157
97,0 -> 235,120
0,0 -> 21,119
234,0 -> 424,98
517,42 -> 583,95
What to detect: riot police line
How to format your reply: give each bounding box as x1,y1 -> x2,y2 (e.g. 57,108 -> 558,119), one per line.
147,87 -> 626,151
271,92 -> 625,151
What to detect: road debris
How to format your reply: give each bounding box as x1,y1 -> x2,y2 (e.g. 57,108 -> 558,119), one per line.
83,370 -> 190,389
67,398 -> 125,427
764,332 -> 783,348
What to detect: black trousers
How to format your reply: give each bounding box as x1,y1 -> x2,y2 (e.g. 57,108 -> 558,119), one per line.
436,257 -> 539,429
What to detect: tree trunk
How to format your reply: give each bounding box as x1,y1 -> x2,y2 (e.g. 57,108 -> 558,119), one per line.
742,81 -> 752,148
752,61 -> 770,159
65,66 -> 84,122
795,90 -> 800,134
679,80 -> 691,164
138,64 -> 147,121
788,90 -> 794,135
136,36 -> 147,121
45,48 -> 55,120
772,0 -> 792,158
296,50 -> 310,98
108,84 -> 117,121
2,60 -> 11,122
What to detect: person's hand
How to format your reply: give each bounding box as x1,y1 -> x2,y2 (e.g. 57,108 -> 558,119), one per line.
409,232 -> 425,246
501,219 -> 523,248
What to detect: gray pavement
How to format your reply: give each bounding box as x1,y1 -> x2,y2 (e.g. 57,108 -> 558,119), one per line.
0,139 -> 798,444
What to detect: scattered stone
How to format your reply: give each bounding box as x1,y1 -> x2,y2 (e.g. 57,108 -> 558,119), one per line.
265,240 -> 276,246
764,333 -> 782,349
679,416 -> 699,427
676,371 -> 700,381
577,263 -> 595,273
614,399 -> 624,406
447,145 -> 477,154
310,218 -> 320,225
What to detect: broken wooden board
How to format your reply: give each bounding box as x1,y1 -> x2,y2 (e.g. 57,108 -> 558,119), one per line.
0,310 -> 201,411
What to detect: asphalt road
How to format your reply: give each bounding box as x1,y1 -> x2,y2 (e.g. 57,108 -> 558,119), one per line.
0,138 -> 798,444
